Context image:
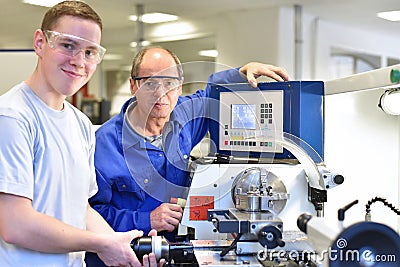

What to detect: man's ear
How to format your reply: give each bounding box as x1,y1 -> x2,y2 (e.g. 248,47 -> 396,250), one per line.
178,77 -> 184,95
33,30 -> 45,56
129,77 -> 139,95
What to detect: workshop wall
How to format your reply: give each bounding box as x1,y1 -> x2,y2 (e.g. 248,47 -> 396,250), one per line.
0,50 -> 36,95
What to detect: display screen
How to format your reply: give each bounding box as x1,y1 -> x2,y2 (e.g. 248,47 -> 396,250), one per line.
231,104 -> 256,129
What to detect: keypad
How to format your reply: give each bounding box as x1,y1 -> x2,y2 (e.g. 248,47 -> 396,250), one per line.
260,103 -> 273,124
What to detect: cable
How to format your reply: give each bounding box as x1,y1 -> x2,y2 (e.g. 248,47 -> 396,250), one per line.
219,233 -> 242,257
365,197 -> 400,221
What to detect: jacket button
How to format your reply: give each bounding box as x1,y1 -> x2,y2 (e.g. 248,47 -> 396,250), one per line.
122,184 -> 126,188
144,179 -> 149,184
183,154 -> 188,159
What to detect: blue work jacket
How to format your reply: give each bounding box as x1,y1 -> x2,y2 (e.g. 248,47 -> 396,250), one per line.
85,68 -> 247,266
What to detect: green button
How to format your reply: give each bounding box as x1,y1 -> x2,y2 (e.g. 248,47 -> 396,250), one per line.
390,69 -> 400,83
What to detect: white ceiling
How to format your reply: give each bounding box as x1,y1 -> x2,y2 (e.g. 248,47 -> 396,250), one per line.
1,0 -> 399,70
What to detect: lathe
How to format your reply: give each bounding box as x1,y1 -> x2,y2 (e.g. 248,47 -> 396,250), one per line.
132,80 -> 400,267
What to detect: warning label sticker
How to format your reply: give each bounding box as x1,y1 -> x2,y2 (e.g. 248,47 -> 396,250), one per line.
189,196 -> 214,220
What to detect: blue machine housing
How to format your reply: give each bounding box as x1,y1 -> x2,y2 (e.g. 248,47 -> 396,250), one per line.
208,81 -> 324,162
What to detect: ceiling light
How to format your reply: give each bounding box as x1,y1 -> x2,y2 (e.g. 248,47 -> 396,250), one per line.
151,32 -> 209,43
152,22 -> 194,37
379,88 -> 400,115
198,50 -> 218,58
377,10 -> 400,22
103,54 -> 123,61
129,40 -> 151,48
23,0 -> 62,7
128,13 -> 178,24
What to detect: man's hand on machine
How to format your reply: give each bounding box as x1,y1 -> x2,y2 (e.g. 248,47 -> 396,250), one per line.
239,62 -> 290,87
150,203 -> 183,232
142,230 -> 166,267
96,230 -> 158,267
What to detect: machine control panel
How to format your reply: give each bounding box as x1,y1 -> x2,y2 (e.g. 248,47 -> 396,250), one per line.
209,81 -> 324,161
219,90 -> 283,153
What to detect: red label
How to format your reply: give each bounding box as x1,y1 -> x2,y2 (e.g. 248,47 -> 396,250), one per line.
189,196 -> 214,220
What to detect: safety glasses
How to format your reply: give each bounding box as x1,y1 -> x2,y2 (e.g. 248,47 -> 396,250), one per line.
43,30 -> 106,64
133,75 -> 182,93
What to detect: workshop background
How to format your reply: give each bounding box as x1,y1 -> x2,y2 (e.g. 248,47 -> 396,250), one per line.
1,0 -> 399,232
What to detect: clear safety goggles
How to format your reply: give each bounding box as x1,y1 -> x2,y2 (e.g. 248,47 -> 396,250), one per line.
133,75 -> 182,93
43,30 -> 106,64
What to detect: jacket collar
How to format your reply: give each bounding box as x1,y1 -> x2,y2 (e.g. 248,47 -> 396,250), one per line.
117,97 -> 185,150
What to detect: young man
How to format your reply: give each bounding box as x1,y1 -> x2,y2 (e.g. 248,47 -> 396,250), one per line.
0,1 -> 158,266
86,47 -> 289,266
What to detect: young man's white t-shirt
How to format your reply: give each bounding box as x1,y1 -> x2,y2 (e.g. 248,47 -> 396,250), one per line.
0,82 -> 98,266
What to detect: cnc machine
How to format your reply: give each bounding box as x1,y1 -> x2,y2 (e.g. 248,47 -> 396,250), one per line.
132,78 -> 400,267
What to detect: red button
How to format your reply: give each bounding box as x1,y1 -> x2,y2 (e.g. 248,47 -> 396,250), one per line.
224,140 -> 228,145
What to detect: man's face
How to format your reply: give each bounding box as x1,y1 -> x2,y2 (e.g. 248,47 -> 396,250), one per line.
131,49 -> 182,122
37,15 -> 102,97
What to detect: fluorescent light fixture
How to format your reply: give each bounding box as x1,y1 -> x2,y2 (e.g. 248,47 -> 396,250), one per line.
151,32 -> 209,43
198,50 -> 218,58
129,40 -> 151,48
377,10 -> 400,22
128,13 -> 178,24
152,22 -> 194,37
103,54 -> 123,61
23,0 -> 63,7
379,88 -> 400,115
